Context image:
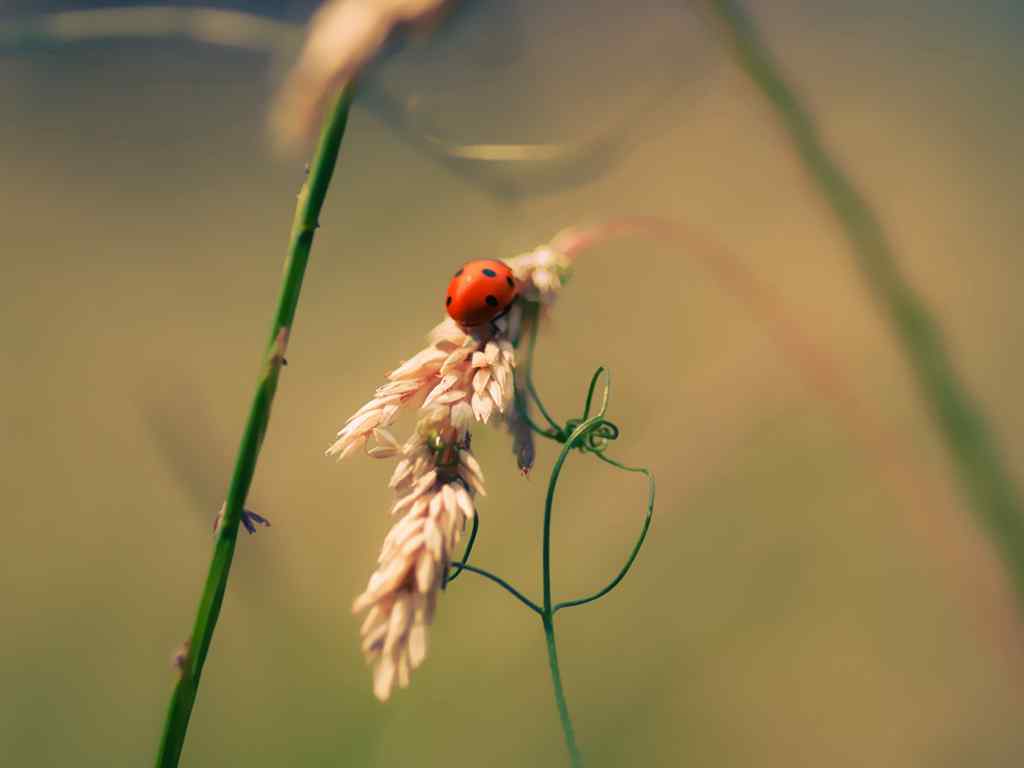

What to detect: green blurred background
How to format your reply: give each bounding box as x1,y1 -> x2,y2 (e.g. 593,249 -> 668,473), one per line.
2,1 -> 1023,765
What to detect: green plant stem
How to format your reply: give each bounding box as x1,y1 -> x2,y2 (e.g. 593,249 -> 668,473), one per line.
444,510 -> 479,585
449,562 -> 542,614
540,416 -> 603,768
542,614 -> 583,768
455,330 -> 656,767
154,87 -> 354,768
705,1 -> 1024,602
554,455 -> 655,613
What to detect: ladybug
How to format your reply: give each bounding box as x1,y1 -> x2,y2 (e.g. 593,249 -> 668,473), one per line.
445,258 -> 518,328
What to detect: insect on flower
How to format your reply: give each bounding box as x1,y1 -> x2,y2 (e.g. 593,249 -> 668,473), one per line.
445,259 -> 518,329
328,237 -> 580,700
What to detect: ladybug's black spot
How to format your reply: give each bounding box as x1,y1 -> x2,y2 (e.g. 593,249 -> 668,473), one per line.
506,276 -> 515,288
446,296 -> 452,306
485,295 -> 499,307
454,268 -> 463,277
482,268 -> 497,277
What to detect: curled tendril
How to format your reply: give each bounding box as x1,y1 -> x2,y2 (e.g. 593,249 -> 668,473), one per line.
442,318 -> 656,766
441,297 -> 656,767
519,351 -> 622,455
447,357 -> 653,609
561,417 -> 619,454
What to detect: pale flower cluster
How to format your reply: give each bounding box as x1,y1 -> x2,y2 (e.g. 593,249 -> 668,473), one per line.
328,319 -> 513,700
327,319 -> 514,461
330,237 -> 576,701
505,244 -> 574,305
350,418 -> 485,699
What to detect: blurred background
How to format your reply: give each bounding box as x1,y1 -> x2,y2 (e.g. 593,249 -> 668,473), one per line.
2,1 -> 1023,765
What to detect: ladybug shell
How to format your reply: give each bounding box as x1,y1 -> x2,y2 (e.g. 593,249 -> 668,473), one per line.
445,259 -> 517,327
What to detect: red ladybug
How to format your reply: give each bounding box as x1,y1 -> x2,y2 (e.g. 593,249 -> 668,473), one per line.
445,259 -> 517,328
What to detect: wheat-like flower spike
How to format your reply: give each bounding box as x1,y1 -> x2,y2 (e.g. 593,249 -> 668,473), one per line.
332,318 -> 515,700
352,430 -> 483,700
321,228 -> 664,768
331,234 -> 624,705
327,320 -> 517,463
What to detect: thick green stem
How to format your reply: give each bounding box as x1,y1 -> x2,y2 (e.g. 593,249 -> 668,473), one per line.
154,88 -> 354,768
706,1 -> 1024,604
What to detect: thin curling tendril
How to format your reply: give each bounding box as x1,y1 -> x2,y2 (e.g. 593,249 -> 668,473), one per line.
559,368 -> 620,454
446,307 -> 655,620
442,297 -> 656,768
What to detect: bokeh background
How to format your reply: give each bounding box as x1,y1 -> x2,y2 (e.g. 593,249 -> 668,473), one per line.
3,1 -> 1023,765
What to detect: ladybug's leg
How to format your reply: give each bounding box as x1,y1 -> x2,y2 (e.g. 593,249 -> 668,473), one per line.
488,295 -> 518,336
